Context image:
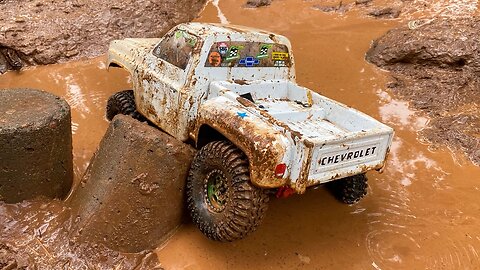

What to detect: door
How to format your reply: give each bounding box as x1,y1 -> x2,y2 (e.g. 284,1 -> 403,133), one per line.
138,30 -> 200,139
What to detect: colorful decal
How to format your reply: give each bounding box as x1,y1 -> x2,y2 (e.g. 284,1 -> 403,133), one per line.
237,112 -> 248,119
208,52 -> 222,67
218,42 -> 229,56
256,44 -> 272,59
226,46 -> 242,61
204,42 -> 290,67
175,30 -> 197,47
274,60 -> 286,67
239,56 -> 260,67
272,52 -> 289,61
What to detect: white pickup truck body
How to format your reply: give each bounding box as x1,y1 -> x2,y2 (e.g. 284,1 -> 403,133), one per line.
108,23 -> 393,193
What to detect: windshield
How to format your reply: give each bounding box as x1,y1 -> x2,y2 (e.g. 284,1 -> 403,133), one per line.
204,42 -> 290,68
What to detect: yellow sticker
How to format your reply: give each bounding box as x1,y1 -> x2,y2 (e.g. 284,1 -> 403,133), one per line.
272,52 -> 289,61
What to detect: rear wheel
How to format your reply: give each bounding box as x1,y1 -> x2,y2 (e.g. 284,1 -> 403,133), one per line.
106,90 -> 144,121
328,173 -> 368,204
186,140 -> 269,241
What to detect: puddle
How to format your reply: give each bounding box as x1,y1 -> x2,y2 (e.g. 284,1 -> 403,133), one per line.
0,0 -> 479,269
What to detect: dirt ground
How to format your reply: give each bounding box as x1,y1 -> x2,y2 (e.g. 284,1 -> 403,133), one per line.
0,0 -> 480,269
0,0 -> 207,73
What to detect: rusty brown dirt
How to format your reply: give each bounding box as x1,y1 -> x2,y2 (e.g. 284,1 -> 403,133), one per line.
0,0 -> 480,269
0,0 -> 208,73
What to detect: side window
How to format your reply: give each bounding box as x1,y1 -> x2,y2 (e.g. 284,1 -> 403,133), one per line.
152,30 -> 199,70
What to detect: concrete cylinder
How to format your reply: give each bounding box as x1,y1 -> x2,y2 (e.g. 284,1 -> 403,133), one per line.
0,88 -> 73,203
69,115 -> 195,252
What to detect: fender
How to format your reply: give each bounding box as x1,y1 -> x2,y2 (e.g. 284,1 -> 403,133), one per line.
106,38 -> 160,72
192,96 -> 293,188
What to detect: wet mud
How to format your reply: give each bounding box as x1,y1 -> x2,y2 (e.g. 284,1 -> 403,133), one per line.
0,200 -> 161,269
0,0 -> 207,73
0,0 -> 479,269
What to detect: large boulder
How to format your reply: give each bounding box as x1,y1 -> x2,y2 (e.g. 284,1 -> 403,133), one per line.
0,88 -> 73,203
366,17 -> 480,165
0,0 -> 208,73
68,115 -> 195,252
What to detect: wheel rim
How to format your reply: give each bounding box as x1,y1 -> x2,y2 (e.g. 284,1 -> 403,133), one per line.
204,169 -> 228,213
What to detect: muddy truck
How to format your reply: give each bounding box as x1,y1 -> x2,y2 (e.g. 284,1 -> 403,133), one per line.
105,23 -> 394,242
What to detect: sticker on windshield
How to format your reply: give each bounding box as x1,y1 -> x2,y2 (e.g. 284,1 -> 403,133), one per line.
205,42 -> 290,68
208,52 -> 222,67
256,44 -> 272,59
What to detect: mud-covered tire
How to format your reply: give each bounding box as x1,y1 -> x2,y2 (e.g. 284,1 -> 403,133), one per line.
106,90 -> 143,121
328,173 -> 368,204
186,140 -> 269,242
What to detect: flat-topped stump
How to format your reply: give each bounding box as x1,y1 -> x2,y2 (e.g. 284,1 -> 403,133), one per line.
0,88 -> 73,203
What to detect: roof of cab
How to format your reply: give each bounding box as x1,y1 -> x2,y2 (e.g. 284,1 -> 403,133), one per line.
177,22 -> 285,41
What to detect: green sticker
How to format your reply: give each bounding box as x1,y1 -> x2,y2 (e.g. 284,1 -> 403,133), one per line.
256,44 -> 272,59
226,45 -> 243,61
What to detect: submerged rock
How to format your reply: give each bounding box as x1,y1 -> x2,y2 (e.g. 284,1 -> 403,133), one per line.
245,0 -> 273,8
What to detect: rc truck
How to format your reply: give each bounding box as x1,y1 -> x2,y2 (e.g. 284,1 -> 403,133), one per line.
106,23 -> 394,242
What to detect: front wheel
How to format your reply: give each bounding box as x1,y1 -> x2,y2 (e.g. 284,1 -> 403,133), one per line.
186,141 -> 269,242
328,173 -> 368,204
105,90 -> 144,121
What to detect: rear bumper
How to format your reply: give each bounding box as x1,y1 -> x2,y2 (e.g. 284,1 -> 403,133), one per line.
284,131 -> 394,193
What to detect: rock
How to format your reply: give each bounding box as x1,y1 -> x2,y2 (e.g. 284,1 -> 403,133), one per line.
312,2 -> 352,14
368,7 -> 401,18
355,0 -> 372,5
68,115 -> 195,252
0,89 -> 73,203
366,17 -> 480,165
0,0 -> 208,73
245,0 -> 273,8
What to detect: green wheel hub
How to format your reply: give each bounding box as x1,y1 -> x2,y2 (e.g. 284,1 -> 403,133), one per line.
204,169 -> 228,212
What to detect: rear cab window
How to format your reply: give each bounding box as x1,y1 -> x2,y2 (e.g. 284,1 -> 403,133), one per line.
204,42 -> 290,68
153,30 -> 200,70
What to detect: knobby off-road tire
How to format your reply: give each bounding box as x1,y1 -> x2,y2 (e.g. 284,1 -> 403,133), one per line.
106,90 -> 143,121
329,173 -> 368,204
186,141 -> 269,242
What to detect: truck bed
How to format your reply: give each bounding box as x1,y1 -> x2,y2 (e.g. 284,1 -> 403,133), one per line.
209,80 -> 394,189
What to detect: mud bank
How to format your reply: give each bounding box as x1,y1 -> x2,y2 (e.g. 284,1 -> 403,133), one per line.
367,17 -> 480,165
0,200 -> 161,269
0,0 -> 207,73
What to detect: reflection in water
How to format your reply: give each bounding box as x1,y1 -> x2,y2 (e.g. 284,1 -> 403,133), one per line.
377,89 -> 429,131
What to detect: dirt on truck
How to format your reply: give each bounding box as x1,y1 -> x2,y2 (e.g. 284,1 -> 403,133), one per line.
105,22 -> 393,242
1,0 -> 480,269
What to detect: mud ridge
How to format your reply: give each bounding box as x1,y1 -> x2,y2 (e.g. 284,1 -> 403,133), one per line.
366,17 -> 480,165
0,0 -> 208,73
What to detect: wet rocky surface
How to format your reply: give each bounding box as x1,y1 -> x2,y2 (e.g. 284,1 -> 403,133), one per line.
0,0 -> 207,73
366,17 -> 480,165
0,200 -> 161,269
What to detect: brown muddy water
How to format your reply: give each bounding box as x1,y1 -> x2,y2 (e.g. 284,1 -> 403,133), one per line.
1,0 -> 480,269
